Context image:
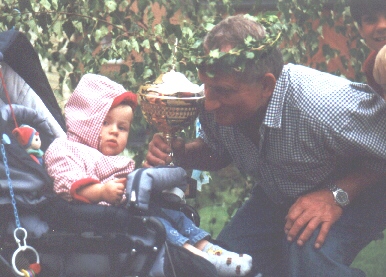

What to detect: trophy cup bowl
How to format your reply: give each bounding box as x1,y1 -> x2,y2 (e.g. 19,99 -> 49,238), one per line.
138,80 -> 205,148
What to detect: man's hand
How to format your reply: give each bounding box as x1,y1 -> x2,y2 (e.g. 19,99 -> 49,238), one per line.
284,189 -> 343,249
101,178 -> 126,205
143,133 -> 185,167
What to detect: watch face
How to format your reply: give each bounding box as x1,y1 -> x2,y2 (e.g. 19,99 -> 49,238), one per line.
335,189 -> 349,206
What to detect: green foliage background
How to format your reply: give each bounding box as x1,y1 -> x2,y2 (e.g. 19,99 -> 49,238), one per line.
0,0 -> 382,275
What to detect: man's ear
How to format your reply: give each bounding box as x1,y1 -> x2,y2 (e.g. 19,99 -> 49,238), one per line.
260,73 -> 276,98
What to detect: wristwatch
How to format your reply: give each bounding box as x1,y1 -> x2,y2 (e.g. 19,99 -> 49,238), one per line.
329,185 -> 350,207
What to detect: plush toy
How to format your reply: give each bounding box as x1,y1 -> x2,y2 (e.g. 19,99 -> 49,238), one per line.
12,124 -> 44,165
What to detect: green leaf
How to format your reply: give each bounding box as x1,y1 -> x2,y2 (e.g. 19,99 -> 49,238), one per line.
40,0 -> 51,10
143,68 -> 153,79
209,49 -> 220,59
105,0 -> 117,12
95,25 -> 109,42
245,51 -> 255,59
130,38 -> 140,53
73,21 -> 83,33
51,0 -> 58,10
154,24 -> 163,36
141,39 -> 150,49
52,21 -> 62,36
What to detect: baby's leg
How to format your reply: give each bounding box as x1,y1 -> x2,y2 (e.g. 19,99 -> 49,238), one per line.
183,243 -> 207,258
201,241 -> 252,263
197,241 -> 252,276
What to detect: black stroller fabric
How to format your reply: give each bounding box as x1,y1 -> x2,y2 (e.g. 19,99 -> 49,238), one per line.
0,29 -> 218,277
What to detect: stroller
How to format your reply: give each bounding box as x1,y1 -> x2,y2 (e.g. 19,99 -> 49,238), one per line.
0,29 -> 216,277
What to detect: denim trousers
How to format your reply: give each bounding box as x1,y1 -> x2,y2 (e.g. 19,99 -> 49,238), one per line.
216,182 -> 386,277
153,208 -> 210,247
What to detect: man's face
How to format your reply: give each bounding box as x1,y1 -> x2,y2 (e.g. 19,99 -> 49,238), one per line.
358,11 -> 386,51
99,105 -> 133,156
198,70 -> 271,126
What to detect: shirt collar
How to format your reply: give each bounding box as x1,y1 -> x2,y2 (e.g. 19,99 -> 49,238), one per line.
263,64 -> 290,129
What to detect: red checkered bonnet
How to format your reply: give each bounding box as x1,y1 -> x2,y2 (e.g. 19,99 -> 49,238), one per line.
65,74 -> 136,149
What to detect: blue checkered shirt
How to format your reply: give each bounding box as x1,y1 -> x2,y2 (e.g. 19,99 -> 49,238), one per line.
199,63 -> 386,204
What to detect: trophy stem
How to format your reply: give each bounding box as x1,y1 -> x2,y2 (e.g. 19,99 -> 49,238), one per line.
163,131 -> 174,147
163,131 -> 175,166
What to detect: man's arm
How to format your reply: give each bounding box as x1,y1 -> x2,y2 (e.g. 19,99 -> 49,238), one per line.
284,167 -> 385,248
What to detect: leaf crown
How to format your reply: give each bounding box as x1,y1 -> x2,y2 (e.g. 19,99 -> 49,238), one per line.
186,14 -> 283,77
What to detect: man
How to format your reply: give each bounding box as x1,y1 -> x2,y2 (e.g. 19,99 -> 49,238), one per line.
144,15 -> 386,276
350,0 -> 386,97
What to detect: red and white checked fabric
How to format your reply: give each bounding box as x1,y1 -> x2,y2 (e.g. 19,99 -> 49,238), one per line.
45,138 -> 135,204
44,74 -> 136,204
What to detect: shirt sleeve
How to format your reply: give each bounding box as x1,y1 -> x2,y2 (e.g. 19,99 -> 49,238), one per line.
324,85 -> 386,173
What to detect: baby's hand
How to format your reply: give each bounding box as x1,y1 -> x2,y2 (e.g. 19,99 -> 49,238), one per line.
101,178 -> 126,204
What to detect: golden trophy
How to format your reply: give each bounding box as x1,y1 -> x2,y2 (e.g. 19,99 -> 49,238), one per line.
138,70 -> 204,201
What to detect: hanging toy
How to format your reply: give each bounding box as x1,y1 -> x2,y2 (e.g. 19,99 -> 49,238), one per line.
12,124 -> 44,165
11,228 -> 41,276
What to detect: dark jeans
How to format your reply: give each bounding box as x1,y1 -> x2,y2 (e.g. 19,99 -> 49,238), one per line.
152,208 -> 210,247
216,182 -> 386,277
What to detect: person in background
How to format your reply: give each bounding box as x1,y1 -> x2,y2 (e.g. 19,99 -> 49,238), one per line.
144,14 -> 386,276
350,0 -> 386,98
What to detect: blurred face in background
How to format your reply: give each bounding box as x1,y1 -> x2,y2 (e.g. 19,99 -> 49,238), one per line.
358,11 -> 386,51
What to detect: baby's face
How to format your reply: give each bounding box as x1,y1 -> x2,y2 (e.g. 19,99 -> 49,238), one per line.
99,105 -> 133,156
358,11 -> 386,51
